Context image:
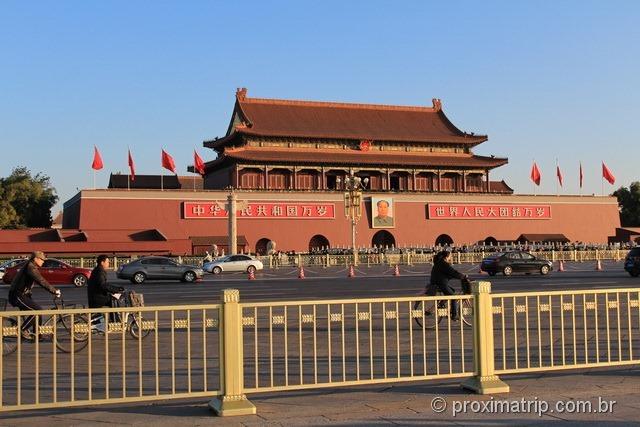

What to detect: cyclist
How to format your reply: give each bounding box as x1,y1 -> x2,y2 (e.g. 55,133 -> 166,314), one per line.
8,251 -> 62,340
425,250 -> 469,321
87,254 -> 124,330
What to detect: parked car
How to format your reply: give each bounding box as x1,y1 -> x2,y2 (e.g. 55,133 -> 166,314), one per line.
203,255 -> 264,275
117,256 -> 204,284
480,251 -> 553,276
0,258 -> 26,280
624,247 -> 640,277
1,258 -> 92,287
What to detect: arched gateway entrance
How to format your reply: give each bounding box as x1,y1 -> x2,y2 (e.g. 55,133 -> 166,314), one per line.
309,234 -> 330,251
372,230 -> 396,248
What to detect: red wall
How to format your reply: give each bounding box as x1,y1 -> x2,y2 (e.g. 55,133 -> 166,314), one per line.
65,190 -> 620,253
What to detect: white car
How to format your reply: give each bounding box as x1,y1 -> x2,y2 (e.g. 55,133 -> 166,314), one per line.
203,255 -> 264,275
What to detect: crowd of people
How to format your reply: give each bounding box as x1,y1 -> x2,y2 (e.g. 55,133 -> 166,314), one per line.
267,241 -> 637,257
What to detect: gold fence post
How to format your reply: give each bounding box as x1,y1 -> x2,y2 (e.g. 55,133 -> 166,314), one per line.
210,289 -> 256,416
461,281 -> 510,394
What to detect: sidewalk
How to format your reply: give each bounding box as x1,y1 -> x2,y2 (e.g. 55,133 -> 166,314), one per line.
2,367 -> 638,426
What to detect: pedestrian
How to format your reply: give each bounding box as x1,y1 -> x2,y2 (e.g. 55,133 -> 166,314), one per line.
88,254 -> 125,329
8,251 -> 61,340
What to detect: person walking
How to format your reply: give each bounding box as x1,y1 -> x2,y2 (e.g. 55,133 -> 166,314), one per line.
8,251 -> 61,340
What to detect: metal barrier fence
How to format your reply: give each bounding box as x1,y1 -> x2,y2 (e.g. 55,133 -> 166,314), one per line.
1,303 -> 221,412
493,288 -> 640,374
2,284 -> 639,415
240,295 -> 474,393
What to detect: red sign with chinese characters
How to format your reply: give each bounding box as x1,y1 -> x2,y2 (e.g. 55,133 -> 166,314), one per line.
183,202 -> 335,219
427,204 -> 551,220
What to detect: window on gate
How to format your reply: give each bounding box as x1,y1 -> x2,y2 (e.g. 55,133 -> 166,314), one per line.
240,170 -> 262,189
269,173 -> 287,189
297,173 -> 314,190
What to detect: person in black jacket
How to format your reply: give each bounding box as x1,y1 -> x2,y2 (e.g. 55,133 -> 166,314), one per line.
8,251 -> 61,340
425,250 -> 469,321
88,255 -> 124,325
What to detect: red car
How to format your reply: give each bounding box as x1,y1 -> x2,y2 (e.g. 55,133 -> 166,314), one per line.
1,258 -> 92,287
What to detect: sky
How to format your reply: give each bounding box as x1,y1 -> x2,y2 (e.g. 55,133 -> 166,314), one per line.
1,1 -> 639,213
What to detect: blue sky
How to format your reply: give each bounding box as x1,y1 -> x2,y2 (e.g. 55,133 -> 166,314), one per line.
1,1 -> 639,212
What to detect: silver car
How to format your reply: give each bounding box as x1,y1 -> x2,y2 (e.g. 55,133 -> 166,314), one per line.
117,256 -> 204,284
203,255 -> 264,275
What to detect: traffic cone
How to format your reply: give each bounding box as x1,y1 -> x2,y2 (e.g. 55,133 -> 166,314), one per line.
596,259 -> 603,271
298,265 -> 305,279
348,265 -> 355,278
248,269 -> 256,280
393,265 -> 400,276
558,260 -> 564,272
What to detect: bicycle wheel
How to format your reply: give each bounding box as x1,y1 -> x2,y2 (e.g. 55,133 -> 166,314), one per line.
42,313 -> 90,353
129,312 -> 152,339
2,317 -> 18,356
459,297 -> 473,327
412,299 -> 441,330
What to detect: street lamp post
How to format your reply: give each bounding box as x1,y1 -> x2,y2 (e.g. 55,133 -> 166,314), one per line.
336,175 -> 369,266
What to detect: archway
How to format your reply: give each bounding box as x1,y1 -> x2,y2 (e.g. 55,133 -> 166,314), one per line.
484,236 -> 498,246
372,230 -> 396,248
435,234 -> 454,247
255,238 -> 272,255
308,234 -> 330,252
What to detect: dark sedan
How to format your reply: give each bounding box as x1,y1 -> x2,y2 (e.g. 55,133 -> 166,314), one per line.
624,247 -> 640,277
480,251 -> 553,276
117,256 -> 204,284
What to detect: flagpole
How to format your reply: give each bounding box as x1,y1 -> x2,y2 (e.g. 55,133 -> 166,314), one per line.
532,158 -> 536,196
555,158 -> 558,196
127,146 -> 130,191
93,170 -> 96,190
161,173 -> 164,191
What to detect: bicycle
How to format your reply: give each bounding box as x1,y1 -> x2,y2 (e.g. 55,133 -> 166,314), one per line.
412,279 -> 474,329
83,290 -> 152,340
1,296 -> 89,355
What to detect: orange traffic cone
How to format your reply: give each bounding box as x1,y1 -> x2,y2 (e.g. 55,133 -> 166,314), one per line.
348,265 -> 355,278
298,266 -> 306,279
558,260 -> 565,272
596,259 -> 603,271
393,265 -> 400,276
248,269 -> 256,280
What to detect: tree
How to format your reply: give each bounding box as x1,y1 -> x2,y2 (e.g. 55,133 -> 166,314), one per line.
612,181 -> 640,227
0,167 -> 58,229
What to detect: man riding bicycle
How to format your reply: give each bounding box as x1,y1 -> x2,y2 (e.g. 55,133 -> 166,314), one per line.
425,250 -> 470,321
8,251 -> 62,340
87,255 -> 124,330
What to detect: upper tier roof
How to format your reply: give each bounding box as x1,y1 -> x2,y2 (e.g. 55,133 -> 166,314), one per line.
208,147 -> 508,169
206,88 -> 488,148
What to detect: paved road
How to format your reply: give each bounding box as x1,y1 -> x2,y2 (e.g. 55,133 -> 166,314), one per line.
1,261 -> 637,308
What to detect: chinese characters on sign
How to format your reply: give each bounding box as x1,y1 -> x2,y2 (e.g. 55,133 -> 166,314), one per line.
427,204 -> 551,220
183,202 -> 335,219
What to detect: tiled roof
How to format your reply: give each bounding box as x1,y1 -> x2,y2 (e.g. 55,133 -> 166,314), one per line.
208,89 -> 488,147
489,180 -> 514,193
218,147 -> 508,169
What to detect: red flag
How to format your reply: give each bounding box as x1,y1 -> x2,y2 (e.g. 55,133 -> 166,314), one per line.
128,149 -> 136,181
161,149 -> 176,174
556,165 -> 563,187
194,150 -> 205,175
91,146 -> 104,170
602,162 -> 615,185
579,162 -> 584,188
530,162 -> 541,186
